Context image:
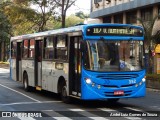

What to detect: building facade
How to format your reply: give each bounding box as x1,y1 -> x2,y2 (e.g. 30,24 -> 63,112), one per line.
90,0 -> 160,73
90,0 -> 160,25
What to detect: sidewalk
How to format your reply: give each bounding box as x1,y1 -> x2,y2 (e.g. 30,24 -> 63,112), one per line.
147,88 -> 160,93
0,68 -> 10,73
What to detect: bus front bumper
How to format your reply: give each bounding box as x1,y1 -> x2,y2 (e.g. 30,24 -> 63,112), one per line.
81,82 -> 146,100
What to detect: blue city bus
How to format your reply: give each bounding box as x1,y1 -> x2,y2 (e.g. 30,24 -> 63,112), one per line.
10,23 -> 146,103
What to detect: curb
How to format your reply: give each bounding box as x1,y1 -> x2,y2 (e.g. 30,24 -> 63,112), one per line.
147,88 -> 160,93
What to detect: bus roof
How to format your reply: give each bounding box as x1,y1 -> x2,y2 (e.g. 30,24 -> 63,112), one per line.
10,23 -> 143,41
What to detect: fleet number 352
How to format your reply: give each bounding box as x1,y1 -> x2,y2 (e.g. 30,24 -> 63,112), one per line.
129,79 -> 136,84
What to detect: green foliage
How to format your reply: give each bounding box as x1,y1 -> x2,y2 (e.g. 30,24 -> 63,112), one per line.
0,11 -> 11,42
137,15 -> 160,73
146,74 -> 160,81
55,0 -> 77,28
1,0 -> 85,36
137,15 -> 160,49
65,15 -> 84,27
75,11 -> 89,19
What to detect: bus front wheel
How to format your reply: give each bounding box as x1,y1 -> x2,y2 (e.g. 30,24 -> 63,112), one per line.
61,84 -> 70,103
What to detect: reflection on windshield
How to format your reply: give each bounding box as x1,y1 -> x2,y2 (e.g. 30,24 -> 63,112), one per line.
83,40 -> 144,72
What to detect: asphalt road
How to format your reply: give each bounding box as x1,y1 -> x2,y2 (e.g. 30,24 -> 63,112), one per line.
0,68 -> 159,120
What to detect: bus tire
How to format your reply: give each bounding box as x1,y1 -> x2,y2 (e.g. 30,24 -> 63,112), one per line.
107,98 -> 119,103
61,83 -> 70,103
23,73 -> 31,92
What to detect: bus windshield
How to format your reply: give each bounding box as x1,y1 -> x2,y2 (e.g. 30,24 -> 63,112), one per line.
83,40 -> 144,72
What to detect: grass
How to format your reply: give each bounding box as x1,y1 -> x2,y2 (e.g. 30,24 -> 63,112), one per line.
0,61 -> 9,64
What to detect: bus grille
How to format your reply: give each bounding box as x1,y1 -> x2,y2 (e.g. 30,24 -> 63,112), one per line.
96,74 -> 139,80
102,84 -> 135,88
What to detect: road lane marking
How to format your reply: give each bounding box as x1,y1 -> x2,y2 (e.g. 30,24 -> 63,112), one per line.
0,101 -> 62,106
89,117 -> 109,120
53,117 -> 72,120
0,83 -> 40,102
69,109 -> 85,111
42,110 -> 53,112
98,108 -> 116,111
17,117 -> 36,120
69,108 -> 109,120
123,107 -> 143,112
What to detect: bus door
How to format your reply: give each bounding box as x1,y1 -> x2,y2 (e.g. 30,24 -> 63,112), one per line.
69,36 -> 82,97
35,40 -> 43,87
16,42 -> 22,81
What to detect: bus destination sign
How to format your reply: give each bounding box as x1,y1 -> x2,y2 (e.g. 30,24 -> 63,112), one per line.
86,26 -> 143,37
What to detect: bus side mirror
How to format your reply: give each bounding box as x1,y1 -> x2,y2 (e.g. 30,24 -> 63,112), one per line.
80,41 -> 87,52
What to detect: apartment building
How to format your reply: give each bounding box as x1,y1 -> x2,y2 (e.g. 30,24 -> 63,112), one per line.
90,0 -> 160,73
90,0 -> 160,25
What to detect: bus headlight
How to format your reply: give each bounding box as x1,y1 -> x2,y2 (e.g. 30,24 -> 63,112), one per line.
142,78 -> 146,82
135,78 -> 146,87
139,81 -> 142,86
135,84 -> 138,87
97,85 -> 101,89
85,78 -> 92,84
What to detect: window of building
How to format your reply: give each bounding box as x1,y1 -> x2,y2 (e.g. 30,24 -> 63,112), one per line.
23,40 -> 29,58
43,36 -> 54,59
94,0 -> 102,3
55,35 -> 68,60
141,7 -> 153,21
114,14 -> 123,23
29,39 -> 35,58
126,11 -> 137,24
103,16 -> 111,23
11,41 -> 17,58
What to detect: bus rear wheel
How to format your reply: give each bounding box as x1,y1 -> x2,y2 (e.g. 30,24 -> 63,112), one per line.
23,73 -> 31,92
61,84 -> 70,103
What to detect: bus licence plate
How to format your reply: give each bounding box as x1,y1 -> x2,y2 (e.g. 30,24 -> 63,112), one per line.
114,90 -> 124,95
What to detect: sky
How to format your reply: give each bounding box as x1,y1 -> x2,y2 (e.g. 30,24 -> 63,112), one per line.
66,0 -> 91,16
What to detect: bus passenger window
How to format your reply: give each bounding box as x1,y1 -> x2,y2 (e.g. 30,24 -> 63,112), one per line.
29,39 -> 35,58
11,41 -> 17,58
44,37 -> 54,59
23,40 -> 29,58
55,35 -> 68,60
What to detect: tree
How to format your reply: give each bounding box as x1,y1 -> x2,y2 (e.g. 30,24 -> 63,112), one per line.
65,14 -> 83,27
137,15 -> 160,73
55,0 -> 77,28
0,9 -> 11,61
3,0 -> 58,35
30,0 -> 57,31
75,11 -> 89,19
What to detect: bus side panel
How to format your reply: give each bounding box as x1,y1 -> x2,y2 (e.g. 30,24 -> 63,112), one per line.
54,63 -> 69,93
22,60 -> 35,87
42,61 -> 69,93
19,61 -> 22,82
38,62 -> 42,86
10,59 -> 16,81
42,61 -> 55,92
